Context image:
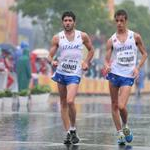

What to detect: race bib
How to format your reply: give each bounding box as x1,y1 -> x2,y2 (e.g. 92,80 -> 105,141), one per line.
117,50 -> 135,65
60,59 -> 79,73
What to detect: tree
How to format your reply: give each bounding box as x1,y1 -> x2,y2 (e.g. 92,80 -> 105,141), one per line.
11,0 -> 112,44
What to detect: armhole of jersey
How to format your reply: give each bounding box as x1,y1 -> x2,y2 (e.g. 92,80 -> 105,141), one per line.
132,32 -> 138,46
110,36 -> 114,51
111,45 -> 113,51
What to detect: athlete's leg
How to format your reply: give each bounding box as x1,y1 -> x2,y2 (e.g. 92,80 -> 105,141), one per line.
109,81 -> 122,131
66,83 -> 79,127
57,83 -> 70,131
66,83 -> 79,144
118,86 -> 132,125
119,86 -> 133,143
109,82 -> 126,144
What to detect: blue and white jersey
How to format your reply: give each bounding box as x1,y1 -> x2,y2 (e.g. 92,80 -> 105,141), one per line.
56,30 -> 83,77
110,30 -> 138,78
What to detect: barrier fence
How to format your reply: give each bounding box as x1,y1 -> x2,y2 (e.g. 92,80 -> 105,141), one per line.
38,75 -> 150,95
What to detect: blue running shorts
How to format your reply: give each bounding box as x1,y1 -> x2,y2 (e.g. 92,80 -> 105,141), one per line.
106,73 -> 134,87
52,72 -> 81,85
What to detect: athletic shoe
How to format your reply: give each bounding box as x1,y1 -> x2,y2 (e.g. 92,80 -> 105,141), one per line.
64,132 -> 71,144
123,127 -> 133,143
117,133 -> 126,145
70,130 -> 80,144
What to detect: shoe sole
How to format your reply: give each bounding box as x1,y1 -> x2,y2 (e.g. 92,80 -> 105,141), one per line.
64,141 -> 71,145
71,137 -> 80,144
72,139 -> 79,144
123,128 -> 130,136
118,142 -> 126,146
64,139 -> 71,145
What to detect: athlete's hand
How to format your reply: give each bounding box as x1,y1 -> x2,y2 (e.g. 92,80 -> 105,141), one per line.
51,60 -> 58,68
104,63 -> 111,73
82,61 -> 89,71
101,67 -> 108,77
132,67 -> 139,79
101,63 -> 111,77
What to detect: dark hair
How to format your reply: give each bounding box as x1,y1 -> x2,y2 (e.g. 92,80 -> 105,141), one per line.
114,9 -> 128,20
61,11 -> 76,21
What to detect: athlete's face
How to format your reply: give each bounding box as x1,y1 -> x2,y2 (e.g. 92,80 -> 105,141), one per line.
115,15 -> 127,31
62,16 -> 75,32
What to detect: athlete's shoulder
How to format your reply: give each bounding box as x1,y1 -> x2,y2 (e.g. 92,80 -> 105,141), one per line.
108,32 -> 116,43
128,29 -> 138,37
53,30 -> 65,42
52,34 -> 59,44
132,31 -> 142,42
80,31 -> 89,39
133,32 -> 141,38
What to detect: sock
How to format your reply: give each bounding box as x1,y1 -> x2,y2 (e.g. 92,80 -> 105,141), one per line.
67,130 -> 70,134
122,123 -> 128,129
69,126 -> 76,131
117,130 -> 124,136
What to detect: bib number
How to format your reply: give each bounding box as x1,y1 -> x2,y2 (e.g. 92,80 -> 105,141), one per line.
61,59 -> 78,73
117,51 -> 135,65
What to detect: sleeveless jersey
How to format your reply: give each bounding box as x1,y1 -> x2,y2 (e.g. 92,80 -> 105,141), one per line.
56,30 -> 83,77
110,30 -> 137,78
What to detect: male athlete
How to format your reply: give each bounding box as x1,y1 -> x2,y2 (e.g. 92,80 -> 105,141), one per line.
104,9 -> 147,145
49,11 -> 94,144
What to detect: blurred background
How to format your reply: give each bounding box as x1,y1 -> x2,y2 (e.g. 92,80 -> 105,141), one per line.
0,0 -> 150,95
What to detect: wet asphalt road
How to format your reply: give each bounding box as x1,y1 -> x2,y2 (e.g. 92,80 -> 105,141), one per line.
0,94 -> 150,150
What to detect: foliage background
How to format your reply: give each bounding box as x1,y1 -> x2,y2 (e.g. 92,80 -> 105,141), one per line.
11,0 -> 150,76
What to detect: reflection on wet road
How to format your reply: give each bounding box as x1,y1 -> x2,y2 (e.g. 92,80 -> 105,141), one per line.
0,94 -> 150,150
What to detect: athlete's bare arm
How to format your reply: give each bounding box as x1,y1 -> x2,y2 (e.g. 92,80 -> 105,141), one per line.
134,33 -> 148,70
104,38 -> 113,72
49,35 -> 59,68
132,33 -> 148,78
81,32 -> 94,71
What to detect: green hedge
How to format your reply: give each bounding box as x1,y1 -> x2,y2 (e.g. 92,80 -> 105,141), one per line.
0,90 -> 13,98
0,85 -> 51,97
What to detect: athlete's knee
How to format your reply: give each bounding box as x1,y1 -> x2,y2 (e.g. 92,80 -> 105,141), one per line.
118,103 -> 126,111
67,99 -> 75,106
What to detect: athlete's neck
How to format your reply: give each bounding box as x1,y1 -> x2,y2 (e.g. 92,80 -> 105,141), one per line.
64,29 -> 75,41
116,29 -> 128,43
64,29 -> 75,35
117,28 -> 127,34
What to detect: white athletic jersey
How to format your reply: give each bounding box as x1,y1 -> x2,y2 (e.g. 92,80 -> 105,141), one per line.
56,30 -> 83,77
110,30 -> 138,78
